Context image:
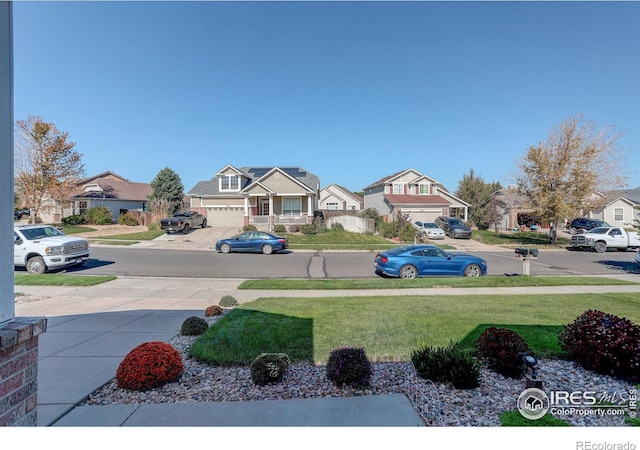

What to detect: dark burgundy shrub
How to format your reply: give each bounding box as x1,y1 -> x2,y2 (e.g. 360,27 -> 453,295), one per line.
325,347 -> 373,388
558,310 -> 640,382
476,327 -> 532,378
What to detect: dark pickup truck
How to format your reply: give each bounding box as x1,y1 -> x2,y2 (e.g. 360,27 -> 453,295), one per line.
160,211 -> 207,234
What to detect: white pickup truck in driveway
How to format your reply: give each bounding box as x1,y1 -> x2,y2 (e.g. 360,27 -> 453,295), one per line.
570,226 -> 640,253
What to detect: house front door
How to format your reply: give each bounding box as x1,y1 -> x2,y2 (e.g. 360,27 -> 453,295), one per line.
259,198 -> 270,216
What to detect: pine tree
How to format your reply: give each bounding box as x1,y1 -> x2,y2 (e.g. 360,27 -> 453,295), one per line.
149,167 -> 185,214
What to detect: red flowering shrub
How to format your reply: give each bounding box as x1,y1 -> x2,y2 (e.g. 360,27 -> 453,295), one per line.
476,327 -> 532,378
205,305 -> 224,317
558,310 -> 640,382
116,341 -> 184,391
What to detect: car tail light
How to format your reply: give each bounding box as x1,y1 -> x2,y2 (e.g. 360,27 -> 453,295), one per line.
378,256 -> 388,263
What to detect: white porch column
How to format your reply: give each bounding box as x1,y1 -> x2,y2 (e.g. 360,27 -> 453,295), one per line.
307,195 -> 313,217
243,197 -> 249,216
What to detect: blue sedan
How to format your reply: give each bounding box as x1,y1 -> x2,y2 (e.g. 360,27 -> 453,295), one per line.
215,231 -> 288,255
374,245 -> 487,278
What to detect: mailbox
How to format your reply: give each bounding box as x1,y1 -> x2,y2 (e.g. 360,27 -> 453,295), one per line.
529,248 -> 539,257
515,247 -> 528,256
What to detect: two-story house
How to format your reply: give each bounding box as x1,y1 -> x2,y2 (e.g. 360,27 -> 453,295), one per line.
188,165 -> 320,231
363,168 -> 469,223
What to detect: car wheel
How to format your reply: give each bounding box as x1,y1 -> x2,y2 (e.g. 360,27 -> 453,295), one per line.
594,241 -> 607,253
262,244 -> 274,255
201,220 -> 207,228
399,265 -> 417,279
26,256 -> 46,274
464,264 -> 481,277
183,224 -> 190,234
220,243 -> 231,254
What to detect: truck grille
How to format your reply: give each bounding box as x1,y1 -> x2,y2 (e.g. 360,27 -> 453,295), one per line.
570,236 -> 587,245
63,240 -> 89,254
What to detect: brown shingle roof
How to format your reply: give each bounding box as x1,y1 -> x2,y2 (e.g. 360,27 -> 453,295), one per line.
384,194 -> 450,206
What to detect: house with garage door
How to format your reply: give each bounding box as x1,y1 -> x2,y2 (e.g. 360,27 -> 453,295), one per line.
363,168 -> 469,223
187,165 -> 320,231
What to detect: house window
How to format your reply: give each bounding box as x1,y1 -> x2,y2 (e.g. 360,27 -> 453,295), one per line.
282,197 -> 302,216
419,184 -> 430,195
392,183 -> 403,194
326,202 -> 339,210
614,208 -> 624,222
220,175 -> 239,191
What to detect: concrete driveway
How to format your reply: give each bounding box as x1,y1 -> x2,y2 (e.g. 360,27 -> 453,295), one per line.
146,226 -> 240,250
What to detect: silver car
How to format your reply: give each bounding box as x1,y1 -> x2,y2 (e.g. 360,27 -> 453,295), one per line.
415,221 -> 446,240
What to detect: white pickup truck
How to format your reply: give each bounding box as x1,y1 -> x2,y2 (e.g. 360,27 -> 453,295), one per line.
570,226 -> 640,253
14,224 -> 91,274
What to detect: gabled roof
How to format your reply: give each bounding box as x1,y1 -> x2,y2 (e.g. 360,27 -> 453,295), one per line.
603,186 -> 640,205
363,168 -> 440,190
188,166 -> 319,196
321,184 -> 364,203
70,172 -> 152,201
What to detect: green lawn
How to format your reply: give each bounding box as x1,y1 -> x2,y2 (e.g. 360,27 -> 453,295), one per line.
472,229 -> 570,248
238,276 -> 638,290
189,292 -> 640,365
14,274 -> 116,286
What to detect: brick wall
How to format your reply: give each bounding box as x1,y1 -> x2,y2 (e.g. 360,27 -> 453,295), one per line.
0,317 -> 47,426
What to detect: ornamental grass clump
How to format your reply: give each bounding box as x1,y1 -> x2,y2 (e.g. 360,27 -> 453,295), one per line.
411,341 -> 481,389
476,327 -> 532,378
558,310 -> 640,382
116,341 -> 184,391
180,316 -> 208,336
205,305 -> 224,317
325,347 -> 373,388
250,353 -> 291,386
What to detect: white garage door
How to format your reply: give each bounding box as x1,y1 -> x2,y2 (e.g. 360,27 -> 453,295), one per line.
407,210 -> 441,224
207,207 -> 245,227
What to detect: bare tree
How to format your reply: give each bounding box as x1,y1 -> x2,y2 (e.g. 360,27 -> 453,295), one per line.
515,114 -> 628,228
15,116 -> 85,223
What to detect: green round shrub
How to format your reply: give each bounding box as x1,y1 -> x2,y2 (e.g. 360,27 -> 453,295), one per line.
148,221 -> 160,231
250,353 -> 291,386
84,206 -> 114,225
180,316 -> 208,336
326,347 -> 372,388
411,341 -> 481,389
219,295 -> 238,307
273,224 -> 286,233
242,225 -> 257,231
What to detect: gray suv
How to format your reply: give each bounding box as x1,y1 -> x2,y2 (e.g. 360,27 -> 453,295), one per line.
435,216 -> 472,239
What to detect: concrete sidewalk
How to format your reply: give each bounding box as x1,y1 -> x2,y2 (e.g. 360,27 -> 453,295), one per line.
14,275 -> 640,427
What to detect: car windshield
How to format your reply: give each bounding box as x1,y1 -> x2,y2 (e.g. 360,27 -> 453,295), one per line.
449,219 -> 465,226
424,223 -> 438,228
19,226 -> 65,240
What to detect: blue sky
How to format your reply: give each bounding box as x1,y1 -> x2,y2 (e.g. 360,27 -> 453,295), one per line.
12,1 -> 640,195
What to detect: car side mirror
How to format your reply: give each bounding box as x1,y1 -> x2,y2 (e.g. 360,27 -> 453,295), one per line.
14,235 -> 22,245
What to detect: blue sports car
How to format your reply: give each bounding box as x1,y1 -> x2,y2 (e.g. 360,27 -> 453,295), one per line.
215,231 -> 288,255
374,245 -> 487,278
